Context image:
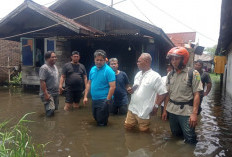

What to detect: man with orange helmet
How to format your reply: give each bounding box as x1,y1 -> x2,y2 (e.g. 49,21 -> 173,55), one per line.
162,47 -> 203,144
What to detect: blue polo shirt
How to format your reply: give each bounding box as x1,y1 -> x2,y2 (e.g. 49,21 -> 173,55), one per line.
89,64 -> 115,100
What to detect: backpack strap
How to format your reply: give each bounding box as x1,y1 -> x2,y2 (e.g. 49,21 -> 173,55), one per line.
167,70 -> 175,85
187,68 -> 194,87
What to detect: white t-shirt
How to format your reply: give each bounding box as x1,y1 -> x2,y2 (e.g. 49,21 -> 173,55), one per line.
161,76 -> 167,107
128,69 -> 167,119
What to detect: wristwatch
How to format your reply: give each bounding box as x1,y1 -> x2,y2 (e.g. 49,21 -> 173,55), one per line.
154,104 -> 159,108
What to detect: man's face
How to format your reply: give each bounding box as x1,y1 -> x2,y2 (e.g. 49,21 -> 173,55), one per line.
48,53 -> 57,65
194,62 -> 202,71
137,56 -> 147,71
71,54 -> 80,64
110,61 -> 118,71
94,56 -> 105,68
170,56 -> 182,70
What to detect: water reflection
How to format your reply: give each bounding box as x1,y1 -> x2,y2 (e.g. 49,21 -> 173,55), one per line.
0,79 -> 232,157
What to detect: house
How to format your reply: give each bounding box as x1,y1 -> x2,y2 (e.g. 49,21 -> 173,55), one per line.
0,0 -> 174,86
167,32 -> 196,67
216,0 -> 232,98
167,32 -> 196,47
167,32 -> 205,68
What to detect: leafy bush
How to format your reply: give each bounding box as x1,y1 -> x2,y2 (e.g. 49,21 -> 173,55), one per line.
10,72 -> 22,85
0,113 -> 48,157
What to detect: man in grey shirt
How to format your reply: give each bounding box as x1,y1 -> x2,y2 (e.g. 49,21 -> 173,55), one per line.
39,51 -> 59,117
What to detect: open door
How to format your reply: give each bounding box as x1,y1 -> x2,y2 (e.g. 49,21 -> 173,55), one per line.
21,38 -> 34,66
44,38 -> 56,52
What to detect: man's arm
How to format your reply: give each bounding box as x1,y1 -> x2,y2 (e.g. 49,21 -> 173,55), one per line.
152,93 -> 167,114
189,91 -> 200,128
155,93 -> 168,106
83,75 -> 88,90
107,81 -> 116,102
204,82 -> 212,96
162,94 -> 170,121
40,80 -> 50,101
83,80 -> 91,105
59,75 -> 65,94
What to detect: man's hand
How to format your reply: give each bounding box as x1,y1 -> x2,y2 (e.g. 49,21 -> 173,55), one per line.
59,86 -> 64,94
44,93 -> 51,101
151,107 -> 158,116
83,97 -> 88,106
162,110 -> 168,121
127,87 -> 133,94
189,113 -> 198,128
106,99 -> 113,105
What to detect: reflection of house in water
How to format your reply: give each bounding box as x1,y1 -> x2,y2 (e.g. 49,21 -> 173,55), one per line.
0,0 -> 174,86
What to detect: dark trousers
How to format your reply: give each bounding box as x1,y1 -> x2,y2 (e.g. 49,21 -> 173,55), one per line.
41,95 -> 59,117
92,99 -> 109,126
110,103 -> 128,115
169,112 -> 197,144
198,96 -> 203,115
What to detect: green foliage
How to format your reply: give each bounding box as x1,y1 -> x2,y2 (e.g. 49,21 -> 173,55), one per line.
0,113 -> 48,157
205,45 -> 217,57
210,73 -> 220,83
10,72 -> 22,85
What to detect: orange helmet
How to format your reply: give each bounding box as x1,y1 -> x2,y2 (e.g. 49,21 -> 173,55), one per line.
167,47 -> 189,65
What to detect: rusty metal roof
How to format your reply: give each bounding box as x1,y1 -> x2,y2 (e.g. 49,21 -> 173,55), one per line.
167,32 -> 196,47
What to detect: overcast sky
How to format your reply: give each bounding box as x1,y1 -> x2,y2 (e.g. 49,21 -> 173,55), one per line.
0,0 -> 221,48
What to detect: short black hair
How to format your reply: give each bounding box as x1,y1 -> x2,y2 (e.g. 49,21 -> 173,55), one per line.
72,51 -> 80,56
44,51 -> 55,60
94,49 -> 106,59
195,59 -> 203,66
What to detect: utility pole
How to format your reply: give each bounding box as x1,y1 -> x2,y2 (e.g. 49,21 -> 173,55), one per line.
111,0 -> 113,7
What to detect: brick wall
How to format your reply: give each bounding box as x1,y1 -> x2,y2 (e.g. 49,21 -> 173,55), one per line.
0,40 -> 21,83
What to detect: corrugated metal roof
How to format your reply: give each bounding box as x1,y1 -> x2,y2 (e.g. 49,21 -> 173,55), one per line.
0,0 -> 104,40
167,32 -> 196,47
50,0 -> 174,49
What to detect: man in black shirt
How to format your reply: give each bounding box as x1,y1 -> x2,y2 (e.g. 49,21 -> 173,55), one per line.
194,59 -> 212,114
109,58 -> 130,115
59,51 -> 87,111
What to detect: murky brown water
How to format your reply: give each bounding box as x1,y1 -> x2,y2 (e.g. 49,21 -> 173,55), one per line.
0,80 -> 232,157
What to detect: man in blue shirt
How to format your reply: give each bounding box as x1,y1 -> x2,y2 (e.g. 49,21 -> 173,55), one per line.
83,49 -> 116,126
109,58 -> 130,115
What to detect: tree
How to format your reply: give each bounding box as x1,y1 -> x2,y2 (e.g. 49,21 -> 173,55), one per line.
204,45 -> 217,57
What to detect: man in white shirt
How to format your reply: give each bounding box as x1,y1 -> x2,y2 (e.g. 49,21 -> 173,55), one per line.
125,53 -> 167,132
160,64 -> 172,116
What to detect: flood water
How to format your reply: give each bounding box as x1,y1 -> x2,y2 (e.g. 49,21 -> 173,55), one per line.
0,80 -> 232,157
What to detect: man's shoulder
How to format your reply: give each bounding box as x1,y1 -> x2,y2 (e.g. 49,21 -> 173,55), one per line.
90,66 -> 97,73
64,62 -> 72,67
79,63 -> 86,68
105,65 -> 114,73
149,69 -> 161,78
40,64 -> 48,70
119,71 -> 127,76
